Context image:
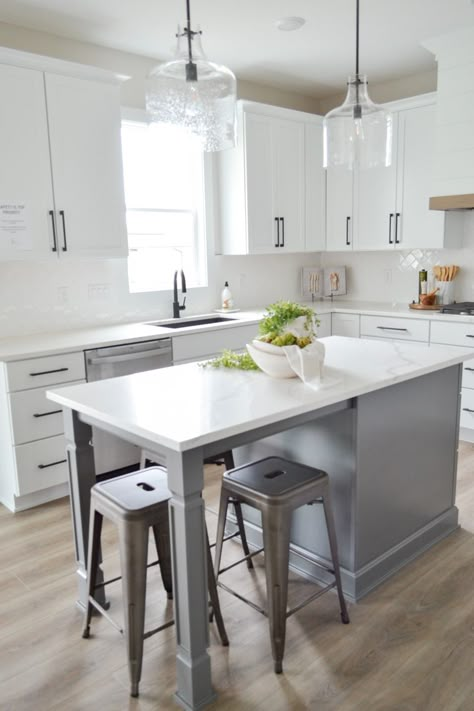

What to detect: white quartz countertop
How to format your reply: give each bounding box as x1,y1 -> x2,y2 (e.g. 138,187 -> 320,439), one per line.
47,336 -> 473,453
2,299 -> 474,361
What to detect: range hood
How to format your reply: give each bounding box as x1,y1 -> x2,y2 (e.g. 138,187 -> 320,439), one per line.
422,28 -> 474,210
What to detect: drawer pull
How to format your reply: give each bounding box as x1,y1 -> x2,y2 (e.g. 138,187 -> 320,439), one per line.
376,326 -> 408,332
462,408 -> 474,414
465,367 -> 474,372
33,409 -> 62,418
29,367 -> 69,377
38,458 -> 67,470
466,335 -> 474,339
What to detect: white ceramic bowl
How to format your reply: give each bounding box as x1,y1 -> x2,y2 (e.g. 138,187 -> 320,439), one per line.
246,342 -> 296,379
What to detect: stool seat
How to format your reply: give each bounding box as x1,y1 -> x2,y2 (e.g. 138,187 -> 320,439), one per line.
92,467 -> 172,519
215,456 -> 349,674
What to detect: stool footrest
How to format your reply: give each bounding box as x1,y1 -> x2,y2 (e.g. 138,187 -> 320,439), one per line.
217,581 -> 267,617
218,547 -> 264,575
93,560 -> 160,591
208,530 -> 246,549
286,581 -> 336,618
143,618 -> 175,639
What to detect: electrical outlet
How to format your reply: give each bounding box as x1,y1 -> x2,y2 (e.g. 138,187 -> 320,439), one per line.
383,269 -> 392,284
57,286 -> 69,304
88,283 -> 110,301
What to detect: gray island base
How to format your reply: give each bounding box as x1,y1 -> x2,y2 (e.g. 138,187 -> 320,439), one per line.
47,337 -> 470,710
233,364 -> 462,601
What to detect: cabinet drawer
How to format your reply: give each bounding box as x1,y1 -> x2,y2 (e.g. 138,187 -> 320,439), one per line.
14,434 -> 69,495
462,358 -> 474,390
172,323 -> 259,362
430,321 -> 474,348
360,315 -> 429,342
5,351 -> 85,392
331,313 -> 360,338
316,313 -> 331,338
9,381 -> 84,445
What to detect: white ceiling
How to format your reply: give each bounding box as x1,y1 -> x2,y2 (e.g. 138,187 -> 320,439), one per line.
1,0 -> 474,97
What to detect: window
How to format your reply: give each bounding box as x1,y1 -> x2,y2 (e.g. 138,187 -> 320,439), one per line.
121,115 -> 208,292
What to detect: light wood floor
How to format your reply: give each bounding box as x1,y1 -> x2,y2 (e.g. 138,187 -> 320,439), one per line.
1,443 -> 474,711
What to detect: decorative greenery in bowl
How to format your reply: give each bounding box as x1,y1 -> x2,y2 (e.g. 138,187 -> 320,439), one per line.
201,301 -> 319,371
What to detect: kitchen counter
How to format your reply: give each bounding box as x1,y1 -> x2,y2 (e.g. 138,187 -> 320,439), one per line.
1,299 -> 473,361
47,336 -> 471,709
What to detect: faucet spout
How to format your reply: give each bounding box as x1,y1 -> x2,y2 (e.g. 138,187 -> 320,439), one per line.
172,269 -> 187,318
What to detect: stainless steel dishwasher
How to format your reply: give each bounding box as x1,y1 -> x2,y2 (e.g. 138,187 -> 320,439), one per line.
84,338 -> 173,475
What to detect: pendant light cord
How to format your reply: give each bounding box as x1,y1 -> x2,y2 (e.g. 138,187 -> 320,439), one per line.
186,0 -> 193,62
355,0 -> 359,76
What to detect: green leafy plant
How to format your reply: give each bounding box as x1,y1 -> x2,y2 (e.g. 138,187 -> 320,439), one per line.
258,301 -> 319,343
200,349 -> 260,371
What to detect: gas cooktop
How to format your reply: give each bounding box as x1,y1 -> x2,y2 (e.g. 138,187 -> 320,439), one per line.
439,302 -> 474,315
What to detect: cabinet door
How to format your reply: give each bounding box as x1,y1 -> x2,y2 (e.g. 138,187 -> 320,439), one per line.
396,105 -> 446,249
45,73 -> 128,258
0,65 -> 55,261
305,121 -> 325,252
274,118 -> 305,252
244,112 -> 276,253
356,117 -> 398,250
326,168 -> 354,251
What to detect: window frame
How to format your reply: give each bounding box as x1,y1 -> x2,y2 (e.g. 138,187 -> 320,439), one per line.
121,107 -> 210,294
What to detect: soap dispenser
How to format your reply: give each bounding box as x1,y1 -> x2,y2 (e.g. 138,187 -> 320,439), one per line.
221,281 -> 234,310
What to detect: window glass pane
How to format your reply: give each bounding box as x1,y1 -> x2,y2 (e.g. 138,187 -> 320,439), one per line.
121,119 -> 207,293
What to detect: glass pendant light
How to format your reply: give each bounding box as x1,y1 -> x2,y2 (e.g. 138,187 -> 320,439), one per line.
323,0 -> 392,170
145,0 -> 237,152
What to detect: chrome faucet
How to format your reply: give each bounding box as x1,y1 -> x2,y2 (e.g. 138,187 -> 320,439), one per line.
172,269 -> 187,318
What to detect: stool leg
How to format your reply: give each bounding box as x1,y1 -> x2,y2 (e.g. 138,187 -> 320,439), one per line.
321,490 -> 350,625
118,520 -> 149,697
214,490 -> 231,578
261,509 -> 291,674
152,510 -> 173,600
231,498 -> 254,570
82,505 -> 103,639
205,528 -> 229,646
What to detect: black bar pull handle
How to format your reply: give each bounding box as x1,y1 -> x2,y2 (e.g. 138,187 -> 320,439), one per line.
59,210 -> 68,251
395,212 -> 401,244
33,409 -> 62,418
388,213 -> 394,244
465,335 -> 474,339
38,459 -> 67,470
280,217 -> 285,248
29,367 -> 69,377
274,217 -> 280,248
345,216 -> 351,246
376,326 -> 408,332
49,210 -> 57,252
465,367 -> 474,371
462,408 -> 474,413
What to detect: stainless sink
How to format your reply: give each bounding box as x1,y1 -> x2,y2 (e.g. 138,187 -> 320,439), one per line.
147,316 -> 237,329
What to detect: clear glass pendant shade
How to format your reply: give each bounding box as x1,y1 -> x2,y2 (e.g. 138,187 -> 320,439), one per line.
146,27 -> 237,152
323,74 -> 393,169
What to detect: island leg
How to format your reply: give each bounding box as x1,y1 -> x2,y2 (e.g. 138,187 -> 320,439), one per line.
63,408 -> 106,610
166,448 -> 215,710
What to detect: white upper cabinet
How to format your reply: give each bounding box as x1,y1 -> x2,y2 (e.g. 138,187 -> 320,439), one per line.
0,50 -> 127,261
326,95 -> 463,252
45,73 -> 127,258
326,168 -> 354,251
216,101 -> 324,255
0,64 -> 55,261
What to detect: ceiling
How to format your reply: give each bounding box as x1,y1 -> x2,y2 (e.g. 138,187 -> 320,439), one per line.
1,0 -> 474,98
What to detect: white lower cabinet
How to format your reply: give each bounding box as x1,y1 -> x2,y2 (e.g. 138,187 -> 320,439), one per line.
331,312 -> 360,338
360,315 -> 429,342
316,313 -> 331,338
0,351 -> 85,511
172,323 -> 259,364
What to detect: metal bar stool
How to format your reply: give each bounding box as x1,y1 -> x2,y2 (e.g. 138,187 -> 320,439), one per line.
82,466 -> 228,698
214,456 -> 349,674
141,448 -> 253,570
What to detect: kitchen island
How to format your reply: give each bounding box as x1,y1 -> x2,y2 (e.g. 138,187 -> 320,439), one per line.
47,336 -> 472,711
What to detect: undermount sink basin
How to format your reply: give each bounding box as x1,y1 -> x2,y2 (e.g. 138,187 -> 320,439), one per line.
147,316 -> 237,329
